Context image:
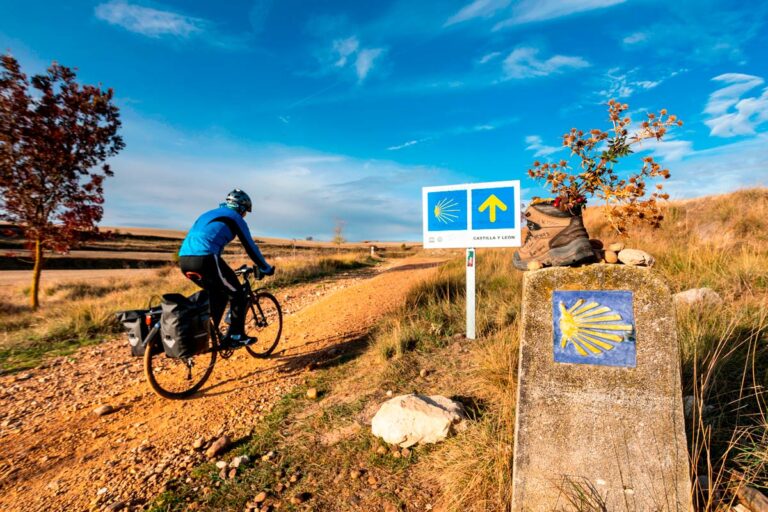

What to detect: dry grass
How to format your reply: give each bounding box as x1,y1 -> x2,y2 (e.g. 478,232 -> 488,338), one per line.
417,188 -> 768,511
0,253 -> 378,372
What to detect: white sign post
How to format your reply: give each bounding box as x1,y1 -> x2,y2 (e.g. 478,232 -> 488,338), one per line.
422,181 -> 522,340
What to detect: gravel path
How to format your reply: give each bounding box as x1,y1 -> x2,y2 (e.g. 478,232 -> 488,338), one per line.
0,257 -> 442,511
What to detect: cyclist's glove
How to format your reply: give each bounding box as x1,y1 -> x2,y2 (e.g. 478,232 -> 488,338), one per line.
263,265 -> 275,276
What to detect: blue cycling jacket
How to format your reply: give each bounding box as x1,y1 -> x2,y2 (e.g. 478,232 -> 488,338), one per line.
179,206 -> 271,272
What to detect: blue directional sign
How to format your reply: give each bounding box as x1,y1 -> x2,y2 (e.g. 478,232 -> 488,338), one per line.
422,180 -> 521,249
427,190 -> 468,232
471,186 -> 517,230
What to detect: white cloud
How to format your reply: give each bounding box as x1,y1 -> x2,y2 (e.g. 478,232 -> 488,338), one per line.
502,47 -> 589,80
105,113 -> 461,241
445,0 -> 626,28
478,51 -> 502,64
444,0 -> 511,26
524,135 -> 562,157
660,135 -> 768,199
634,139 -> 694,162
387,117 -> 517,151
332,36 -> 359,67
326,36 -> 384,83
704,73 -> 768,137
622,31 -> 647,45
597,67 -> 682,99
95,1 -> 204,38
355,48 -> 385,82
494,0 -> 627,29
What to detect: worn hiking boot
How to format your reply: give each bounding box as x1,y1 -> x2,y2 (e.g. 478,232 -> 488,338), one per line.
513,201 -> 595,270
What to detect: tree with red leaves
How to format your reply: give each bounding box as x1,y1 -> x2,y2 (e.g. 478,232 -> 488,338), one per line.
0,54 -> 124,309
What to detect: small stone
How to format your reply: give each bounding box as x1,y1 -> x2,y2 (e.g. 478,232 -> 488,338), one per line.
367,475 -> 378,486
401,448 -> 411,457
192,437 -> 205,450
97,487 -> 108,496
215,460 -> 228,469
386,390 -> 393,397
93,405 -> 115,417
254,491 -> 267,503
306,388 -> 318,400
349,469 -> 361,480
384,502 -> 399,512
608,242 -> 625,252
289,473 -> 300,483
15,372 -> 32,381
376,446 -> 388,455
527,261 -> 544,271
205,435 -> 231,459
230,455 -> 249,468
261,451 -> 275,461
617,248 -> 655,267
604,250 -> 618,264
392,450 -> 401,459
419,369 -> 429,378
674,288 -> 723,308
291,492 -> 311,505
228,468 -> 237,479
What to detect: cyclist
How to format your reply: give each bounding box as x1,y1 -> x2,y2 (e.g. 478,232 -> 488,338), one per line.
178,189 -> 274,348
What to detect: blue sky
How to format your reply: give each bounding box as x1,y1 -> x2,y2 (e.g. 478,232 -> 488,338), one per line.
2,0 -> 767,241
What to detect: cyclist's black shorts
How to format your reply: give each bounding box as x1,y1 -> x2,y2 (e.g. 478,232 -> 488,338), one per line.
179,255 -> 240,296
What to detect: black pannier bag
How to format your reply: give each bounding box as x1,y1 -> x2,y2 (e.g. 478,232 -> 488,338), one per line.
160,291 -> 211,358
117,306 -> 163,357
117,310 -> 149,357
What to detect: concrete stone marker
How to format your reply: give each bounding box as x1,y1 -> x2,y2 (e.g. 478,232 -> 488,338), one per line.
512,264 -> 691,511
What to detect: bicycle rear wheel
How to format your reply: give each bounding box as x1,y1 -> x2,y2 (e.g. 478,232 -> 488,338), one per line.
143,324 -> 218,399
244,292 -> 283,358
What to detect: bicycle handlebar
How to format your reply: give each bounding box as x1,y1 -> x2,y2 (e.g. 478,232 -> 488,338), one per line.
234,265 -> 268,280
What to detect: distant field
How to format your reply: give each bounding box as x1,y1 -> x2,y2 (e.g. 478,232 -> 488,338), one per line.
0,225 -> 422,271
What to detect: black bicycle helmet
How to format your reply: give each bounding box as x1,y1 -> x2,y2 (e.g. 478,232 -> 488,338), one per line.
225,189 -> 252,213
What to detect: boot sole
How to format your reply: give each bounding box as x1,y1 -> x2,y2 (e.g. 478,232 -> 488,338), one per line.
513,239 -> 595,270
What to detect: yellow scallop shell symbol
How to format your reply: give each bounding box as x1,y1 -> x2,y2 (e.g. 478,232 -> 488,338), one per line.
559,299 -> 633,357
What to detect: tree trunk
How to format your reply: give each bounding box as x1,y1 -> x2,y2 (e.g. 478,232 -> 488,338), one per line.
30,238 -> 43,310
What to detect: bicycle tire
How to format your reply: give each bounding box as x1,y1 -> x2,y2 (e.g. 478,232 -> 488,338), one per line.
244,291 -> 283,358
143,323 -> 218,399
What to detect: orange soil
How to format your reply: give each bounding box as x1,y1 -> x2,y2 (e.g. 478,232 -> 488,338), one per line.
0,256 -> 443,512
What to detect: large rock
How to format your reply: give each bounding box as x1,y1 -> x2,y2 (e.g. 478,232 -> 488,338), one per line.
371,394 -> 465,447
512,264 -> 691,511
674,287 -> 723,307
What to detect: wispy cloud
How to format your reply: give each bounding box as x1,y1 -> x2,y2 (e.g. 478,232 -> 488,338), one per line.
495,0 -> 627,28
327,35 -> 385,82
524,135 -> 562,157
661,135 -> 768,199
387,118 -> 517,151
445,0 -> 626,28
502,47 -> 589,80
478,51 -> 502,65
704,73 -> 768,137
95,1 -> 204,38
106,111 -> 461,240
622,31 -> 647,45
94,0 -> 249,49
444,0 -> 511,26
597,67 -> 684,99
634,138 -> 694,162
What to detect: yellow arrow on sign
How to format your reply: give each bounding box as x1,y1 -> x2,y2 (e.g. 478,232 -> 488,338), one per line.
478,194 -> 507,223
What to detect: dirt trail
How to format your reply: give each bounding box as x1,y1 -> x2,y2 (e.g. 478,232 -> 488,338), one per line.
0,257 -> 443,512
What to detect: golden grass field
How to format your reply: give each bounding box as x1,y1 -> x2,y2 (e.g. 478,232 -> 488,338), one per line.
1,188 -> 766,511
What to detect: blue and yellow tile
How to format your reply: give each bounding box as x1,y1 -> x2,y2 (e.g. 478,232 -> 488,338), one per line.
552,290 -> 636,368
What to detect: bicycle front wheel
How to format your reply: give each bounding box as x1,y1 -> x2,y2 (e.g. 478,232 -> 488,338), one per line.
143,324 -> 218,399
244,292 -> 283,358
